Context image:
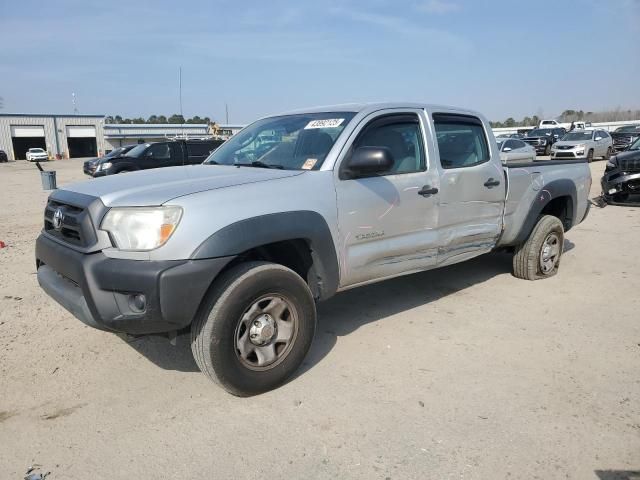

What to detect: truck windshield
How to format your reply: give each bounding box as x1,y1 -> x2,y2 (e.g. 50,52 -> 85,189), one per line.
562,131 -> 593,141
124,144 -> 151,157
615,126 -> 640,133
204,112 -> 356,170
528,129 -> 553,137
630,138 -> 640,151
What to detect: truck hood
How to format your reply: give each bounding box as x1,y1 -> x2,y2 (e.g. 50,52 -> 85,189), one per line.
63,165 -> 304,206
613,149 -> 640,162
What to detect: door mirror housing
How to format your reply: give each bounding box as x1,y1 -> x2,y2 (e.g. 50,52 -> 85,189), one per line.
503,147 -> 512,152
594,137 -> 602,141
343,147 -> 393,178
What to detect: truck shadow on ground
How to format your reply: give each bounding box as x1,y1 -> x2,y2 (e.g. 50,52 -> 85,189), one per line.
124,250 -> 524,374
594,470 -> 640,480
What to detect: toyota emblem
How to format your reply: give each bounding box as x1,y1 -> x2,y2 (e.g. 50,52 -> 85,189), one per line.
52,208 -> 64,230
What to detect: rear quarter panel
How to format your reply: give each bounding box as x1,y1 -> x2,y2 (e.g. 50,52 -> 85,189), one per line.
500,161 -> 591,246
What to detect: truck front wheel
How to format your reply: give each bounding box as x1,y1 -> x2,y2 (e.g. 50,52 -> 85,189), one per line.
512,215 -> 564,280
191,261 -> 316,396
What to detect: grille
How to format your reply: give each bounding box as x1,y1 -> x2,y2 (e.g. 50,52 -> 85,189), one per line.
555,152 -> 575,158
619,158 -> 640,173
614,136 -> 632,145
44,200 -> 92,247
555,145 -> 573,150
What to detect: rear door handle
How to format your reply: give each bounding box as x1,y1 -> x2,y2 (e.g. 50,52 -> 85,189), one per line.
418,185 -> 439,197
484,178 -> 501,188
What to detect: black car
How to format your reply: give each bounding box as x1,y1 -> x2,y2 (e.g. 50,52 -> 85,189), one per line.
86,139 -> 225,177
523,128 -> 567,156
83,145 -> 136,175
601,137 -> 640,203
0,150 -> 7,163
610,125 -> 640,152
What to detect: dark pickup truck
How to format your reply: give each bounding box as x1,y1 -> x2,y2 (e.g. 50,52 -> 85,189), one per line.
84,138 -> 225,177
610,125 -> 640,152
523,128 -> 567,156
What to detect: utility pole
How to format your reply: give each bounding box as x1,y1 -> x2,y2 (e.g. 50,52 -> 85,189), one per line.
72,93 -> 78,114
178,67 -> 183,119
225,103 -> 229,124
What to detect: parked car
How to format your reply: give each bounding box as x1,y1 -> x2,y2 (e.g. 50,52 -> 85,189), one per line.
523,128 -> 566,155
610,125 -> 640,152
496,138 -> 536,163
551,129 -> 613,162
36,102 -> 591,396
26,148 -> 48,162
83,145 -> 136,174
86,138 -> 225,176
0,150 -> 7,163
496,133 -> 526,140
601,137 -> 640,203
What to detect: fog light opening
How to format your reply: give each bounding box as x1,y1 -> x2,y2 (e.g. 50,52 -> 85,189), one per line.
129,294 -> 146,313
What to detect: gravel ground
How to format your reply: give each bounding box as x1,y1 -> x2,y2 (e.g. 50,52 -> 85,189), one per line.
0,158 -> 638,480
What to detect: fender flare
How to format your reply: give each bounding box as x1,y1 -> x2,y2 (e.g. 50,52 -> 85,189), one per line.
510,179 -> 577,246
190,211 -> 340,300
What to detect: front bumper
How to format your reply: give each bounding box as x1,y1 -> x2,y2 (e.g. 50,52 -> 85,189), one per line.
36,234 -> 233,334
601,170 -> 640,198
529,143 -> 549,154
550,150 -> 586,159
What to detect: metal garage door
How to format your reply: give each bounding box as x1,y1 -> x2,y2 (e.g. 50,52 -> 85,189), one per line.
66,126 -> 96,137
11,126 -> 45,137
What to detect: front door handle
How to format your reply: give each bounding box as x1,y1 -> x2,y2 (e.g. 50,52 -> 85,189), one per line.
418,185 -> 439,197
484,178 -> 501,188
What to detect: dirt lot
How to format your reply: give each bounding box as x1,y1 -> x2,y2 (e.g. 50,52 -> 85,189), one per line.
0,158 -> 638,479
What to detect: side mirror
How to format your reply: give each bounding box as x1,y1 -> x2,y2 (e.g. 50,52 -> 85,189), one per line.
344,146 -> 393,178
595,137 -> 602,141
503,147 -> 512,152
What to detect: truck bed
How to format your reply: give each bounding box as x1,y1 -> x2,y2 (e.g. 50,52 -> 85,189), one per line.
499,159 -> 591,247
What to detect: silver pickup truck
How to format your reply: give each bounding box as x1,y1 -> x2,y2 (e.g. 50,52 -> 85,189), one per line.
36,103 -> 591,396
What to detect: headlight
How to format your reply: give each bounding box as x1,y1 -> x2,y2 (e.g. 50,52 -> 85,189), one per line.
101,206 -> 182,250
98,162 -> 112,171
573,144 -> 585,150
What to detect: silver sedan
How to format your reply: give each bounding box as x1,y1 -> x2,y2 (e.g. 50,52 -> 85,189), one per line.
497,138 -> 536,164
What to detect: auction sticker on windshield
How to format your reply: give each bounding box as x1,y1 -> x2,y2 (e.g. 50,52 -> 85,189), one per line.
305,119 -> 344,129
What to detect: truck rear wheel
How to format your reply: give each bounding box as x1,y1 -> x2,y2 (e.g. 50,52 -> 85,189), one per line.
191,261 -> 316,396
512,215 -> 564,280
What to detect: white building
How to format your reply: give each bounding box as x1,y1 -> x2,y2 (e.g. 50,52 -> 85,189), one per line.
0,114 -> 246,160
0,113 -> 106,160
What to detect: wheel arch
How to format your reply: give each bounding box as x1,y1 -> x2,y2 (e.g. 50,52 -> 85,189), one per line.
190,211 -> 340,300
510,179 -> 577,246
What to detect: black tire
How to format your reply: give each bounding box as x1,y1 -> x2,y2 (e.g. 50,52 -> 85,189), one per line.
587,149 -> 594,163
604,146 -> 612,160
190,261 -> 316,396
544,144 -> 551,156
512,215 -> 564,280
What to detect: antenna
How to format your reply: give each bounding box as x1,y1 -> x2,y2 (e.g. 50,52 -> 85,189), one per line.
72,93 -> 78,114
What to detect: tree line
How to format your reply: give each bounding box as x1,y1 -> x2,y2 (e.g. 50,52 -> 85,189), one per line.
104,114 -> 212,125
491,108 -> 640,128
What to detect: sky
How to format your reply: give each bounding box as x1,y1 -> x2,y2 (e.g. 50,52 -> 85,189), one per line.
0,0 -> 639,124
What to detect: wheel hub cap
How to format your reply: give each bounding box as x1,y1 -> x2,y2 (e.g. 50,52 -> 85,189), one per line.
249,314 -> 277,346
539,232 -> 561,274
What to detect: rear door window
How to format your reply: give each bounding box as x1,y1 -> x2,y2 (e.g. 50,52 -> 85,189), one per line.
432,114 -> 489,169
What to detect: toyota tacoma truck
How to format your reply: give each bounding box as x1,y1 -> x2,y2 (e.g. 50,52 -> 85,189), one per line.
36,103 -> 591,396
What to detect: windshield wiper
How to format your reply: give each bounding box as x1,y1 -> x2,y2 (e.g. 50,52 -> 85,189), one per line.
205,160 -> 219,165
235,161 -> 284,169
